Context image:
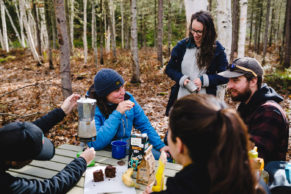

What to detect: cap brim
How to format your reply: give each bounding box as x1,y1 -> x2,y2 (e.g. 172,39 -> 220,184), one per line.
35,137 -> 55,160
218,70 -> 244,78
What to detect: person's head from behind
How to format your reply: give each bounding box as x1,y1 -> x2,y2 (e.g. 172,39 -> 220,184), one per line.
0,122 -> 55,170
218,57 -> 264,103
168,94 -> 262,194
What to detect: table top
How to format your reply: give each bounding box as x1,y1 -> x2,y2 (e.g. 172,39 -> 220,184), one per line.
8,144 -> 182,194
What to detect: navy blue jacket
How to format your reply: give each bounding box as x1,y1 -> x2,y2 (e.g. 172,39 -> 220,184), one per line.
165,38 -> 228,115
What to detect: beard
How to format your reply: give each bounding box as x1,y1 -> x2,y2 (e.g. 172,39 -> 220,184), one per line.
230,87 -> 252,102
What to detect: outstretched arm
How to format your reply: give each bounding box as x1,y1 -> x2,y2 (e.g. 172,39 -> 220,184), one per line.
33,94 -> 80,133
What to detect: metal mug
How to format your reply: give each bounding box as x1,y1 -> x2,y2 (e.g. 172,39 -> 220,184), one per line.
185,81 -> 198,93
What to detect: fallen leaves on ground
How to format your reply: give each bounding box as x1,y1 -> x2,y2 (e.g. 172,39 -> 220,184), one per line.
0,47 -> 290,160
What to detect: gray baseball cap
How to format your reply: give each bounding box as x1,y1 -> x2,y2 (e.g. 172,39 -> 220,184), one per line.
218,57 -> 263,78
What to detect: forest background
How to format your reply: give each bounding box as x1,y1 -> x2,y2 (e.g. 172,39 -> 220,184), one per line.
0,0 -> 290,160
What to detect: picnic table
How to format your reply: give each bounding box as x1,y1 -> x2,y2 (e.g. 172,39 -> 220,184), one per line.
8,144 -> 183,194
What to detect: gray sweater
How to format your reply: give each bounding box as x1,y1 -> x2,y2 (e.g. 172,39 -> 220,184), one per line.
178,48 -> 208,99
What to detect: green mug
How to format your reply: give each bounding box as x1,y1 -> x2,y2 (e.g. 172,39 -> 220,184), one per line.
76,151 -> 95,167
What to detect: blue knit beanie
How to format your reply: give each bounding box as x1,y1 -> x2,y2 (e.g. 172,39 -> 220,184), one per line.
94,68 -> 124,97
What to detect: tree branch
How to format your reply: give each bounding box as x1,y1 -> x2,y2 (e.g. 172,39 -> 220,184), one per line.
0,112 -> 42,119
0,83 -> 39,98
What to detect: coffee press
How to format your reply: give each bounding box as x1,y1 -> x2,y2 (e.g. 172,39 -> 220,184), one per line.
77,97 -> 97,146
76,97 -> 97,166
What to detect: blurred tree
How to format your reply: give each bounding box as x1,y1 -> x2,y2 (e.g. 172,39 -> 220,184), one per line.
54,0 -> 73,98
230,0 -> 239,62
216,0 -> 232,61
157,0 -> 163,67
283,0 -> 291,68
262,0 -> 271,65
131,0 -> 141,83
238,0 -> 248,58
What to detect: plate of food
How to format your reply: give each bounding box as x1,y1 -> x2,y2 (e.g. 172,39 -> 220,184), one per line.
84,165 -> 136,194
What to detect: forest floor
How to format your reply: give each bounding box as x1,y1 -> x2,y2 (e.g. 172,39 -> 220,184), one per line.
0,47 -> 290,161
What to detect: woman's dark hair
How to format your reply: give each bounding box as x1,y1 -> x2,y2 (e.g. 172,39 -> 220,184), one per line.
188,11 -> 217,69
87,84 -> 117,118
169,94 -> 265,194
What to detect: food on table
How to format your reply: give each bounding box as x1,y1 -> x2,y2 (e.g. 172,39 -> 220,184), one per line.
105,165 -> 116,178
117,160 -> 125,166
122,168 -> 139,188
93,169 -> 104,182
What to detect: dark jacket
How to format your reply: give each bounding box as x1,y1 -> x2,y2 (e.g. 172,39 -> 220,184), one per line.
237,84 -> 289,164
151,163 -> 270,194
165,38 -> 228,115
152,163 -> 210,194
0,108 -> 88,194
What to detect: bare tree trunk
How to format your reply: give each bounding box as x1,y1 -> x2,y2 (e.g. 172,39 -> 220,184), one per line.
248,0 -> 254,49
92,0 -> 98,66
0,0 -> 9,52
230,0 -> 239,62
154,0 -> 156,47
13,0 -> 26,47
120,0 -> 124,49
262,0 -> 271,65
283,0 -> 291,68
32,0 -> 42,57
237,0 -> 248,58
104,13 -> 110,53
105,0 -> 117,61
157,0 -> 163,67
83,0 -> 88,64
45,0 -> 54,69
100,0 -> 104,64
0,28 -> 4,49
256,3 -> 263,54
130,0 -> 141,83
216,0 -> 232,61
39,7 -> 48,51
70,0 -> 75,50
167,0 -> 172,57
184,0 -> 208,30
269,7 -> 275,47
65,0 -> 72,54
51,4 -> 57,49
54,0 -> 73,98
110,0 -> 116,50
19,0 -> 41,65
5,5 -> 22,47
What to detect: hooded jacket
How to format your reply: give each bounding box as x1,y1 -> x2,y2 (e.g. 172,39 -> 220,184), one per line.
88,92 -> 165,150
165,38 -> 228,115
238,84 -> 289,164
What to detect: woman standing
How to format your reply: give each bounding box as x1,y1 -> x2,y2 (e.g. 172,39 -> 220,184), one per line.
165,11 -> 228,115
87,68 -> 169,158
145,94 -> 268,194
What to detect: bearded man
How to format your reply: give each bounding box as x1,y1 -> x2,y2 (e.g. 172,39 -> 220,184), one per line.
219,57 -> 289,164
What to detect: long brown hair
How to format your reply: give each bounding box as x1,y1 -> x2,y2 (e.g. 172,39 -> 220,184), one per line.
169,94 -> 265,194
188,11 -> 217,69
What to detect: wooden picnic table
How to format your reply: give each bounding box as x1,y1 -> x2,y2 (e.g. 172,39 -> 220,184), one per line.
8,144 -> 182,194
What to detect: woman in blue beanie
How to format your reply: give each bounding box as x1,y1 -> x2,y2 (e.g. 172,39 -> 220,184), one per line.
87,68 -> 169,158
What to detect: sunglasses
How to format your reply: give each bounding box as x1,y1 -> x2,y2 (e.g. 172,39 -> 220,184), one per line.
229,64 -> 257,77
